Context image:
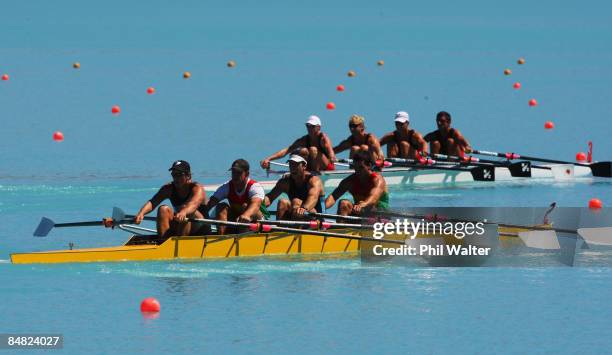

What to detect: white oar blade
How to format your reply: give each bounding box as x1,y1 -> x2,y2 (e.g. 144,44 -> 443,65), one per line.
578,227 -> 612,246
112,207 -> 126,222
518,230 -> 560,249
550,165 -> 574,180
33,217 -> 55,237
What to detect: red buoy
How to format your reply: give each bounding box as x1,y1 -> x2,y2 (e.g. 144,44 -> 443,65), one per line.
336,85 -> 345,92
576,152 -> 587,162
588,198 -> 603,210
528,99 -> 538,107
544,121 -> 554,130
111,105 -> 121,115
513,82 -> 521,89
147,87 -> 155,95
1,74 -> 8,81
52,131 -> 64,142
140,297 -> 160,313
326,102 -> 336,110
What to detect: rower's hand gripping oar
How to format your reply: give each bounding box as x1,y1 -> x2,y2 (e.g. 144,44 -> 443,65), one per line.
471,149 -> 611,178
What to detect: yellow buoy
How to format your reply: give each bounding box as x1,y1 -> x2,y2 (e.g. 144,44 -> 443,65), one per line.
347,70 -> 356,77
227,60 -> 236,68
517,58 -> 525,65
504,69 -> 512,76
377,60 -> 384,66
183,71 -> 191,79
73,62 -> 80,69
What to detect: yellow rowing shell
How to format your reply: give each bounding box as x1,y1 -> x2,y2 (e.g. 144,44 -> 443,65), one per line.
10,226 -> 533,264
11,230 -> 370,264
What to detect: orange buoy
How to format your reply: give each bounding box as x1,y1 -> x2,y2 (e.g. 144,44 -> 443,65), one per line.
576,152 -> 587,162
528,99 -> 537,107
326,102 -> 336,110
52,131 -> 64,142
544,121 -> 554,130
588,198 -> 603,210
140,297 -> 160,313
518,58 -> 526,65
147,87 -> 155,95
347,70 -> 356,77
183,72 -> 191,79
227,60 -> 236,68
111,105 -> 121,115
336,85 -> 345,92
504,69 -> 512,76
73,62 -> 80,69
1,74 -> 8,81
377,60 -> 384,66
513,82 -> 521,89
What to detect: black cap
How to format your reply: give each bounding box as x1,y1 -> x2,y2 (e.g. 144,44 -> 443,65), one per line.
229,159 -> 250,172
168,160 -> 191,173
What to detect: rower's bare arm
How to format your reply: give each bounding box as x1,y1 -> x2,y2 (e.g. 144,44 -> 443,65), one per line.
361,175 -> 385,208
261,138 -> 304,168
177,185 -> 206,217
379,132 -> 394,146
135,186 -> 170,223
243,197 -> 263,221
321,134 -> 337,161
368,134 -> 385,160
333,138 -> 351,154
414,132 -> 428,153
265,179 -> 288,207
303,176 -> 323,211
455,130 -> 472,152
325,178 -> 350,209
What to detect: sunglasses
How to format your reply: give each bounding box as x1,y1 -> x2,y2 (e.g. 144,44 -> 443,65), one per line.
171,172 -> 187,177
305,124 -> 317,128
349,123 -> 361,129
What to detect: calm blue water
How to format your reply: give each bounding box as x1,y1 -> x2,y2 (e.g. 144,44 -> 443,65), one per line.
1,0 -> 611,353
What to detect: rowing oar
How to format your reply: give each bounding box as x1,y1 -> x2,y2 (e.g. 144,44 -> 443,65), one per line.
269,210 -> 380,223
471,149 -> 611,178
33,215 -> 131,237
384,157 -> 496,182
112,207 -> 402,244
376,209 -> 612,247
115,206 -> 374,230
429,154 -> 533,178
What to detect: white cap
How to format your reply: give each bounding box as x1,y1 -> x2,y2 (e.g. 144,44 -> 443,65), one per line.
287,154 -> 307,164
394,111 -> 409,123
306,115 -> 321,126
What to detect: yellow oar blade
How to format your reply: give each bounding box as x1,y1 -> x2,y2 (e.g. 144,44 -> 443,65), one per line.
578,227 -> 612,246
518,230 -> 560,249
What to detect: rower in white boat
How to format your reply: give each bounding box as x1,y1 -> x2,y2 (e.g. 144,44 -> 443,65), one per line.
264,154 -> 325,220
325,151 -> 390,216
379,111 -> 428,159
260,115 -> 336,173
333,114 -> 385,163
424,111 -> 472,156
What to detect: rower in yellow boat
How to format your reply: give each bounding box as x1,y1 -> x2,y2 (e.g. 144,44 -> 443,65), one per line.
133,160 -> 209,237
204,159 -> 269,234
379,111 -> 428,159
260,115 -> 336,172
325,151 -> 390,216
264,154 -> 324,220
424,111 -> 472,156
333,114 -> 385,163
